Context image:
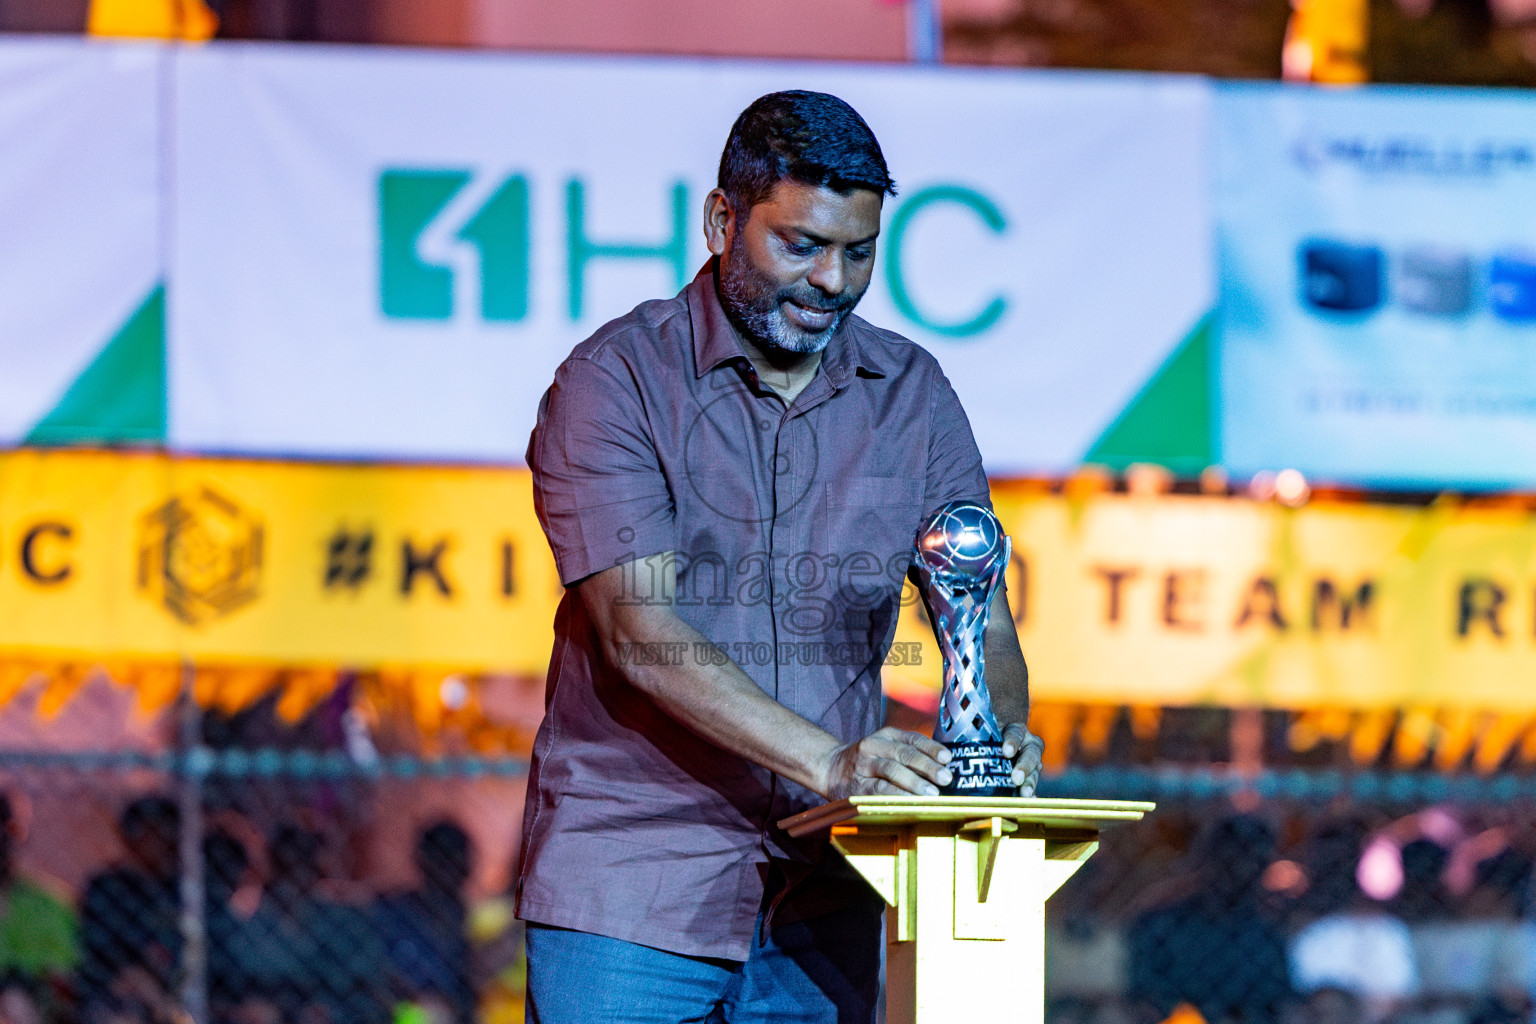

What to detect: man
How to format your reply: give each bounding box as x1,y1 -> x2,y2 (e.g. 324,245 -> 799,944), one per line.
375,821 -> 476,1024
520,90 -> 1043,1023
242,824 -> 387,1024
1127,815 -> 1293,1024
78,796 -> 180,1024
0,793 -> 77,1023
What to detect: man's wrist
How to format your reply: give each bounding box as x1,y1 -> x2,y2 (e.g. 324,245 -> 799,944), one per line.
803,735 -> 846,800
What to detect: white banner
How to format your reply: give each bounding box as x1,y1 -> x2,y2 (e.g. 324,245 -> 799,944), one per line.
0,39 -> 162,446
169,46 -> 1213,472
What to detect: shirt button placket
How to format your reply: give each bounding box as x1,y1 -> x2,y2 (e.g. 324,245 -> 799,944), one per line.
762,404 -> 788,837
775,406 -> 803,721
767,406 -> 785,704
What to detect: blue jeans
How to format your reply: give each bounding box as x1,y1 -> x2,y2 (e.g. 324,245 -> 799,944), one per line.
524,904 -> 882,1024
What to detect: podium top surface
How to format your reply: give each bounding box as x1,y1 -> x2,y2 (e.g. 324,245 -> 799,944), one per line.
779,795 -> 1155,838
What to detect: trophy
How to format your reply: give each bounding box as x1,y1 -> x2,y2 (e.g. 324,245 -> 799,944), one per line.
912,500 -> 1017,797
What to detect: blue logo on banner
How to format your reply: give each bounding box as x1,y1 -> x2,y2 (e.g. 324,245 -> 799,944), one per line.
1397,247 -> 1473,317
1489,252 -> 1536,321
1300,241 -> 1383,313
1300,241 -> 1536,321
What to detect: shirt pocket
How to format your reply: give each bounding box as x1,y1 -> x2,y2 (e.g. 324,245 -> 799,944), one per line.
818,477 -> 925,729
824,476 -> 925,575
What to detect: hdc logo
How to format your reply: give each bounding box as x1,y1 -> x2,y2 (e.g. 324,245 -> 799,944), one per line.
378,168 -> 1010,337
378,168 -> 689,324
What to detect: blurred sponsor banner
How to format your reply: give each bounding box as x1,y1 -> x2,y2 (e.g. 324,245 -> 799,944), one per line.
9,452 -> 1536,722
0,40 -> 163,448
1217,82 -> 1536,490
168,46 -> 1212,474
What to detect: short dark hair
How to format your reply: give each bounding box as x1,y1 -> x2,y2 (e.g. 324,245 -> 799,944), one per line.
121,795 -> 178,840
418,819 -> 470,866
417,819 -> 472,889
718,91 -> 897,212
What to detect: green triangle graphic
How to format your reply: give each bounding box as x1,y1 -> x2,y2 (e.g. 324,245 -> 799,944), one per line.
26,286 -> 166,446
1084,314 -> 1214,474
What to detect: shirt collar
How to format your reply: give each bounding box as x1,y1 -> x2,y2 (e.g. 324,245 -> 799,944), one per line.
686,261 -> 889,388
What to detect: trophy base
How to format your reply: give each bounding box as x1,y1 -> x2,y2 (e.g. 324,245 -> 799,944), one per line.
939,740 -> 1017,797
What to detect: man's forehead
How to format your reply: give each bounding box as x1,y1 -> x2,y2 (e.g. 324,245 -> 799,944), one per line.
748,180 -> 883,237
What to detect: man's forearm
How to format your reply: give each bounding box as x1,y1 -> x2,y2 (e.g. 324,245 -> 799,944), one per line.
985,586 -> 1030,727
577,565 -> 844,797
578,557 -> 955,800
983,585 -> 1044,793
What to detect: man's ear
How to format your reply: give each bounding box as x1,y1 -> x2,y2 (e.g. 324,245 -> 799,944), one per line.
703,188 -> 734,257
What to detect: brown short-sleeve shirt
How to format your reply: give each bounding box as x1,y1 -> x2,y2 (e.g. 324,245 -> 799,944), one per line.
518,263 -> 991,961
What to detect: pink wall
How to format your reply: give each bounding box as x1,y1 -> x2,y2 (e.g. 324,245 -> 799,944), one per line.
379,0 -> 911,61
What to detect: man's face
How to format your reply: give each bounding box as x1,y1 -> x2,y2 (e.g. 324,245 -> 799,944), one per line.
714,181 -> 882,355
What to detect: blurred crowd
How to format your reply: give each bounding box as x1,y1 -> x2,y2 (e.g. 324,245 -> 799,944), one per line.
3,778 -> 1534,1024
0,792 -> 522,1024
1051,804 -> 1536,1024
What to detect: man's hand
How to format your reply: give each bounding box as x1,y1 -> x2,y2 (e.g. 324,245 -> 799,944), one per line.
818,727 -> 954,800
1002,723 -> 1045,797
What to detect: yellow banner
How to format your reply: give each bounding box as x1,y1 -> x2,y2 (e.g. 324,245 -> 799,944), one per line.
6,451 -> 1536,715
0,450 -> 561,672
889,488 -> 1536,713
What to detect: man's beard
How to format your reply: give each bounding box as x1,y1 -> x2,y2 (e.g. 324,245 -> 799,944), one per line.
717,251 -> 863,355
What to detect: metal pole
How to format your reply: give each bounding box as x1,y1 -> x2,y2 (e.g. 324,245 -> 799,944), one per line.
909,0 -> 942,63
176,663 -> 208,1024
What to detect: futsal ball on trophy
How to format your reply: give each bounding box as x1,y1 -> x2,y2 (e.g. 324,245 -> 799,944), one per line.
912,500 -> 1017,797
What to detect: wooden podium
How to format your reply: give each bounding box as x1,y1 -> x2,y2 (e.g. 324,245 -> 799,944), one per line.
779,796 -> 1153,1024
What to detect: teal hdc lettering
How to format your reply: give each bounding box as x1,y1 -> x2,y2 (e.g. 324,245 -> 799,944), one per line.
885,185 -> 1008,339
566,179 -> 690,320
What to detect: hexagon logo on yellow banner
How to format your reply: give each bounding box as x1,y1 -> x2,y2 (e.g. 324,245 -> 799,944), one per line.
137,486 -> 263,626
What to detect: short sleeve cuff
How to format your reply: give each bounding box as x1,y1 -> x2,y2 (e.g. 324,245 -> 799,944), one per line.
544,494 -> 676,586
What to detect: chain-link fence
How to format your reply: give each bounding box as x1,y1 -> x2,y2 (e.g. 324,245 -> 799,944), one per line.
0,749 -> 528,1024
1041,771 -> 1536,1024
2,701 -> 1535,1024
